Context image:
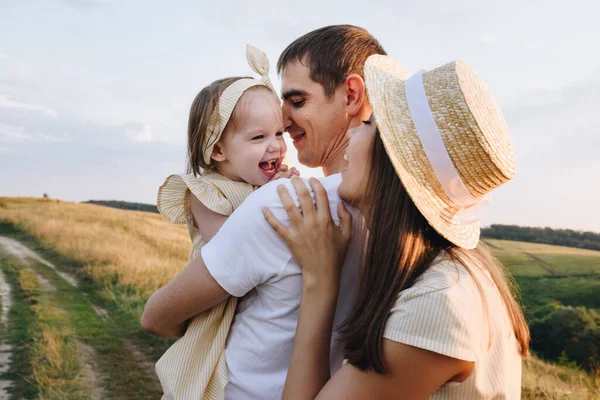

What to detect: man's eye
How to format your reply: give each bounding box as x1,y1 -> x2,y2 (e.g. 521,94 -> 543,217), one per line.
252,135 -> 264,140
291,99 -> 305,108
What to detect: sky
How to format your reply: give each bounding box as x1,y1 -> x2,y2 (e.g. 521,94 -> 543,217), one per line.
0,0 -> 598,231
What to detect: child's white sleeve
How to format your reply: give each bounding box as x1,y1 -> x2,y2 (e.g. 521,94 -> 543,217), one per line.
201,181 -> 294,297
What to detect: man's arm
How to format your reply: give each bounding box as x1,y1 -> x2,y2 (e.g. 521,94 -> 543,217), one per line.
140,254 -> 228,337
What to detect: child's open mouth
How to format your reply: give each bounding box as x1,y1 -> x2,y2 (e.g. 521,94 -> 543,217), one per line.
259,159 -> 279,179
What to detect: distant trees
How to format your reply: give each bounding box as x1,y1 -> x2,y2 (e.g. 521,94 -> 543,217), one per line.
84,200 -> 158,214
482,224 -> 600,251
530,303 -> 600,372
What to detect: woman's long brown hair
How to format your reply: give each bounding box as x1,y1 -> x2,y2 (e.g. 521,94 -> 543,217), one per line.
342,132 -> 530,374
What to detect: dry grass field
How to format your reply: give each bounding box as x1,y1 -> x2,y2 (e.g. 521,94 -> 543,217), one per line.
0,197 -> 598,399
0,197 -> 190,293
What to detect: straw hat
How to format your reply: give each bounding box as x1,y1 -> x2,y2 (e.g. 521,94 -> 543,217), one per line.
364,56 -> 516,249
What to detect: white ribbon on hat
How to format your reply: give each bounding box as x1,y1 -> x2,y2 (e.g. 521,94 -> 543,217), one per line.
405,70 -> 490,224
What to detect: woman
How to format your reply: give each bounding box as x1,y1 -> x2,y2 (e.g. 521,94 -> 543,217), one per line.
263,56 -> 530,399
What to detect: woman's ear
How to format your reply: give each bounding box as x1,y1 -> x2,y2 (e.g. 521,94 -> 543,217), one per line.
344,73 -> 367,117
210,143 -> 227,163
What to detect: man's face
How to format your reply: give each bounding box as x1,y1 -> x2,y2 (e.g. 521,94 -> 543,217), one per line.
281,60 -> 348,168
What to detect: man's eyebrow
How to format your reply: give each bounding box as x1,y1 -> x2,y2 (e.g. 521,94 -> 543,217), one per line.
281,89 -> 307,100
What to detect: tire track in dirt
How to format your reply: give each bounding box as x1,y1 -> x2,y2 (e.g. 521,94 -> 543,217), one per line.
0,237 -> 79,287
525,252 -> 562,276
0,269 -> 11,326
27,266 -> 108,399
0,236 -> 109,399
123,339 -> 157,379
0,269 -> 12,400
0,235 -> 162,398
77,341 -> 106,400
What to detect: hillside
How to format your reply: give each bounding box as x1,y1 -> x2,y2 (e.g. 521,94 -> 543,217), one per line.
486,238 -> 600,310
83,200 -> 158,214
483,224 -> 600,251
0,197 -> 598,399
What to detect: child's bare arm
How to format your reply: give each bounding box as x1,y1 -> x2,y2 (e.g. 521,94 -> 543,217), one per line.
189,193 -> 228,243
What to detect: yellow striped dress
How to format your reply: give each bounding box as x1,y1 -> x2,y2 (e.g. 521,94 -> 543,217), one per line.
156,170 -> 256,400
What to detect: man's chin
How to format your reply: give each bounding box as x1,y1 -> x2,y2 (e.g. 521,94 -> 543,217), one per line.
297,153 -> 319,169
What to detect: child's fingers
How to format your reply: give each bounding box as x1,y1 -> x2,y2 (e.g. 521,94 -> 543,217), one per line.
270,168 -> 298,181
278,164 -> 289,172
262,207 -> 289,240
280,169 -> 295,179
270,171 -> 285,181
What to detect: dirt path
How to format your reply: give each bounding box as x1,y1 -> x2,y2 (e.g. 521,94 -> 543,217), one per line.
0,235 -> 163,399
28,265 -> 108,399
526,252 -> 562,276
0,236 -> 108,399
77,341 -> 106,400
0,236 -> 79,287
0,269 -> 12,400
123,339 -> 157,379
0,269 -> 11,327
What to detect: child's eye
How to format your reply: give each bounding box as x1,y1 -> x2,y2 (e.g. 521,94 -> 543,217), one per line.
252,135 -> 265,140
276,132 -> 283,137
291,99 -> 305,108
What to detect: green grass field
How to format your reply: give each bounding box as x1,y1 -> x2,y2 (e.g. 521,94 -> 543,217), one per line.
486,239 -> 600,312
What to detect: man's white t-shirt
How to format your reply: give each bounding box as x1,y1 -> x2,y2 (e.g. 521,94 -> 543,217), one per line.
201,174 -> 360,400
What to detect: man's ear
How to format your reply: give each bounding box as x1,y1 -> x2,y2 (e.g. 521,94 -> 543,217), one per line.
210,143 -> 227,163
344,73 -> 367,117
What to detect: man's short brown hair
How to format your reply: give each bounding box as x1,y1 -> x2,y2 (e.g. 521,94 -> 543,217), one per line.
277,25 -> 386,97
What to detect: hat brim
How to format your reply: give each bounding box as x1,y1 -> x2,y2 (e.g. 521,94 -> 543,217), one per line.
364,55 -> 480,249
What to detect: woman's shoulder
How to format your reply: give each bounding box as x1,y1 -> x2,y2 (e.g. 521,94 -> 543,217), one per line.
384,253 -> 485,362
405,253 -> 478,298
391,253 -> 487,327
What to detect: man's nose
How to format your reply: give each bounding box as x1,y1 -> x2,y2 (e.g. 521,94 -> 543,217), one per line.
282,104 -> 293,132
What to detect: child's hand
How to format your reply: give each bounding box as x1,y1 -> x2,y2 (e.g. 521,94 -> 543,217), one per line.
270,164 -> 300,181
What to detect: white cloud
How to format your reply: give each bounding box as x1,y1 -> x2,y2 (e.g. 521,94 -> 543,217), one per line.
0,123 -> 66,143
479,35 -> 497,45
0,95 -> 57,118
0,124 -> 30,142
64,0 -> 115,7
128,124 -> 154,142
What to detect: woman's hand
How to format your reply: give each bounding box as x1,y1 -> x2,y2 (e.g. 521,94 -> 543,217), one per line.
262,177 -> 353,292
263,177 -> 353,399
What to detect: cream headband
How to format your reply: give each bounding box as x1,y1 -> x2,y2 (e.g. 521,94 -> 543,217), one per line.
202,44 -> 277,165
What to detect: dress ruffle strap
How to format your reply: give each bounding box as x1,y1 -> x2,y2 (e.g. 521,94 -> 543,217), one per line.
157,172 -> 256,224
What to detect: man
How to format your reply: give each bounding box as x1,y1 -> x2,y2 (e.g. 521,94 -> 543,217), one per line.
142,25 -> 387,399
